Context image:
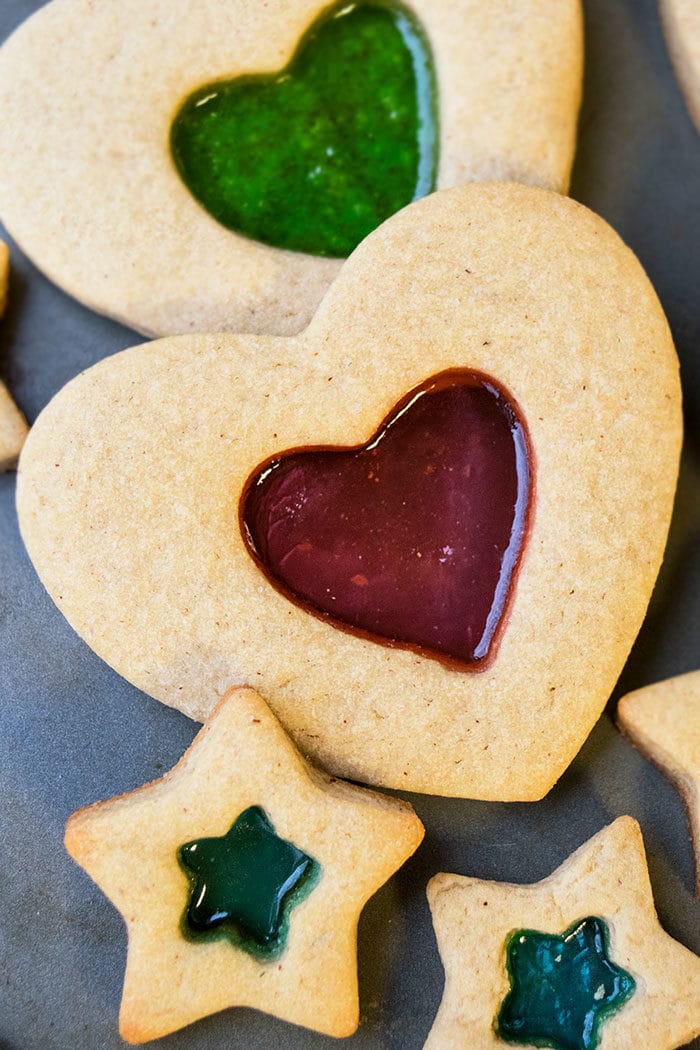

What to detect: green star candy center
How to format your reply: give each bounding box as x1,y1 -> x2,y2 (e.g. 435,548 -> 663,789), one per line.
496,916 -> 636,1050
178,806 -> 320,960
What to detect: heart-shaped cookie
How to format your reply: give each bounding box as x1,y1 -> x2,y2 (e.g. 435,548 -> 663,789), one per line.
0,0 -> 582,337
17,184 -> 681,800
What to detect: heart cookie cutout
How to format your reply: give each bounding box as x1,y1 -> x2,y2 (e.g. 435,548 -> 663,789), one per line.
171,0 -> 437,258
0,0 -> 582,336
242,371 -> 531,667
17,184 -> 681,800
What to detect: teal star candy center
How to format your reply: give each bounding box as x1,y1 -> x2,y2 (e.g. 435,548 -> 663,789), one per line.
178,806 -> 320,961
496,916 -> 636,1050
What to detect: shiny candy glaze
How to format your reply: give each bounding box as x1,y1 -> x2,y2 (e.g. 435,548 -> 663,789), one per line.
179,806 -> 320,961
170,1 -> 438,257
496,917 -> 636,1050
241,371 -> 532,669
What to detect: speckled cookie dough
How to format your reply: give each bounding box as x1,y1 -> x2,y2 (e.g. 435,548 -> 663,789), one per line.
617,670 -> 700,896
661,0 -> 700,130
65,686 -> 424,1043
426,817 -> 700,1049
0,0 -> 582,337
17,184 -> 681,800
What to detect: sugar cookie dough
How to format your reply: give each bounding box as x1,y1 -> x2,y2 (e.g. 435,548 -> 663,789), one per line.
0,0 -> 582,337
661,0 -> 700,130
0,241 -> 27,470
65,686 -> 424,1043
18,184 -> 682,800
426,817 -> 700,1049
618,670 -> 700,896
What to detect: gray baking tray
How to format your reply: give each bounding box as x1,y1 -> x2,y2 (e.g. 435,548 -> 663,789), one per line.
0,0 -> 698,1047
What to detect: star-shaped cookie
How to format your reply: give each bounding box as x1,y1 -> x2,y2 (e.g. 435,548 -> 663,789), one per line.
64,686 -> 424,1043
425,817 -> 700,1049
0,240 -> 28,470
617,670 -> 700,896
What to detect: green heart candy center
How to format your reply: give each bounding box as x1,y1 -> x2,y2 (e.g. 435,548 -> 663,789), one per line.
170,0 -> 438,258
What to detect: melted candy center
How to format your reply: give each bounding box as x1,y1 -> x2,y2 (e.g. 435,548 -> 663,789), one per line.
170,0 -> 438,257
241,371 -> 532,668
179,806 -> 319,961
496,917 -> 636,1050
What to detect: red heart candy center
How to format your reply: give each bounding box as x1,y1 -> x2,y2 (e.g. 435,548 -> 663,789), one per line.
241,370 -> 532,668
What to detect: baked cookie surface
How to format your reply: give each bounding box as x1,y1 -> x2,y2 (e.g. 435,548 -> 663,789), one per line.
661,0 -> 700,130
17,183 -> 682,799
0,0 -> 582,337
617,670 -> 700,896
425,817 -> 700,1049
64,685 -> 424,1043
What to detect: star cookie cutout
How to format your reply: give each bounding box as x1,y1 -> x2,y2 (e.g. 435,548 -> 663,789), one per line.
617,670 -> 700,896
425,817 -> 700,1049
64,686 -> 424,1043
179,805 -> 319,955
497,917 -> 635,1049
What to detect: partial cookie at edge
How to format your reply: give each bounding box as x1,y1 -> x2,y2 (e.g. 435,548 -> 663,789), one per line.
0,0 -> 582,336
661,0 -> 700,130
0,241 -> 28,470
425,817 -> 700,1048
617,670 -> 700,896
